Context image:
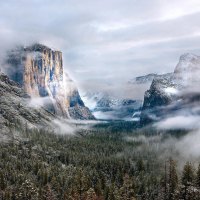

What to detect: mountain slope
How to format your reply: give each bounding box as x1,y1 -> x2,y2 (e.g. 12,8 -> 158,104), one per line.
0,72 -> 56,141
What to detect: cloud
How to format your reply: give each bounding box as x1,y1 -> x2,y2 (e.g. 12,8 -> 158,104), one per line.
125,135 -> 162,144
155,115 -> 200,130
52,118 -> 104,134
0,0 -> 200,93
153,81 -> 200,161
80,81 -> 150,100
175,129 -> 200,159
52,119 -> 75,135
28,97 -> 55,108
92,111 -> 118,120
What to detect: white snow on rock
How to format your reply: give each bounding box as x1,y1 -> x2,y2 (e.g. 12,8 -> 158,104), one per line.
164,87 -> 178,95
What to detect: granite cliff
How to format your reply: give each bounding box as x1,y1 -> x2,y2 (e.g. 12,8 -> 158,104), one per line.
141,53 -> 200,125
5,44 -> 94,120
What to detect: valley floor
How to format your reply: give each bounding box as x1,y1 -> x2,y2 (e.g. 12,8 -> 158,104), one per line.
0,121 -> 200,199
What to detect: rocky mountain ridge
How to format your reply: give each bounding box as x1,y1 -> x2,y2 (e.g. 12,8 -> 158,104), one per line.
128,73 -> 173,85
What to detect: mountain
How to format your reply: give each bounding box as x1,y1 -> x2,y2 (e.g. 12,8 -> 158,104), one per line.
5,44 -> 94,120
174,53 -> 200,84
140,53 -> 200,125
0,72 -> 56,141
128,73 -> 173,84
128,73 -> 158,84
82,92 -> 142,120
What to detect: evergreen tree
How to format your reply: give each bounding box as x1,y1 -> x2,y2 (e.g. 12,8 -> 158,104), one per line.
16,179 -> 39,200
168,159 -> 178,200
74,169 -> 89,200
180,162 -> 195,200
119,174 -> 136,200
42,184 -> 56,200
196,163 -> 200,188
0,172 -> 6,190
136,159 -> 145,172
86,188 -> 97,200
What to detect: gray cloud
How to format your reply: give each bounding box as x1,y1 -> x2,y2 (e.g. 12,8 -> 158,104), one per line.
155,115 -> 200,130
0,0 -> 200,94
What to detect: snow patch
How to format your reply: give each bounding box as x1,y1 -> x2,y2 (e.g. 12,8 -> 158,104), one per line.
164,87 -> 178,95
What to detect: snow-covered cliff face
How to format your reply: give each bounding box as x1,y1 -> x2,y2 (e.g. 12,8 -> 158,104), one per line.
141,53 -> 200,125
5,44 -> 94,120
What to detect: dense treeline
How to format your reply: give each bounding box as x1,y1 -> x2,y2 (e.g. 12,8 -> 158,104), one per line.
0,123 -> 199,199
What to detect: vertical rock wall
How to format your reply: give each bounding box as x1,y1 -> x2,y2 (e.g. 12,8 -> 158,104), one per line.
6,44 -> 94,120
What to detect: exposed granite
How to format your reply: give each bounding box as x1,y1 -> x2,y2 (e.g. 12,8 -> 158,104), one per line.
140,53 -> 200,125
5,43 -> 94,120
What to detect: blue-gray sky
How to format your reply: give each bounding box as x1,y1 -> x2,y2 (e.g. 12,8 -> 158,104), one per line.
1,0 -> 200,91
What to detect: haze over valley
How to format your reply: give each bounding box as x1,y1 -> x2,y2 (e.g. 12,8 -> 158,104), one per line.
1,1 -> 200,199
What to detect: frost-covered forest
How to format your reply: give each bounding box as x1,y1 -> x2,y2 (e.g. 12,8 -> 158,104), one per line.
0,122 -> 200,200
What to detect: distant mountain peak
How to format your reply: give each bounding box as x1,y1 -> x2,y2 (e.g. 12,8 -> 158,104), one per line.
174,52 -> 200,85
179,53 -> 199,61
128,73 -> 157,84
174,53 -> 200,74
128,73 -> 173,85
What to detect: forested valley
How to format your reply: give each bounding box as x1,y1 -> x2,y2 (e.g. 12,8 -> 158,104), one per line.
0,121 -> 200,200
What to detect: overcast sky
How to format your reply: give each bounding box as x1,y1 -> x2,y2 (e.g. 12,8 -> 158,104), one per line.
1,0 -> 200,92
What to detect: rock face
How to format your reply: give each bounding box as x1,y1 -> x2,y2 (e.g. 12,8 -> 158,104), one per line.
0,72 -> 56,140
141,53 -> 200,125
5,44 -> 94,120
140,73 -> 179,124
142,73 -> 177,110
